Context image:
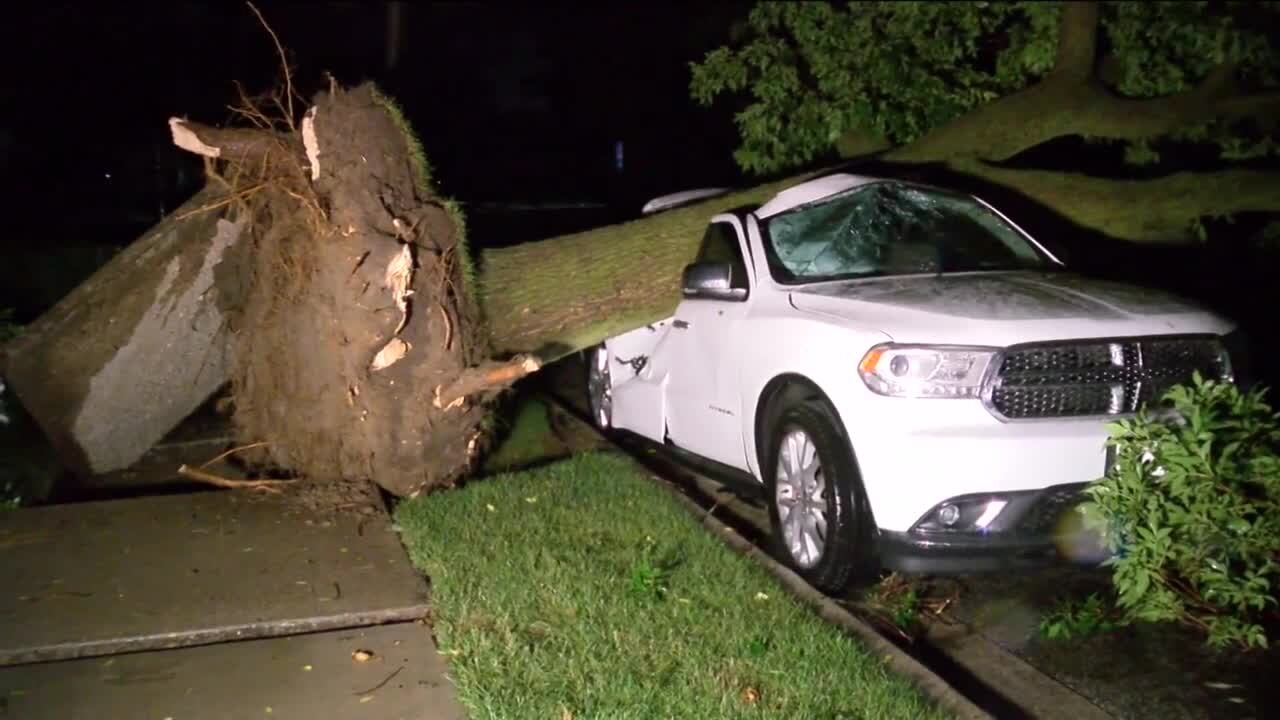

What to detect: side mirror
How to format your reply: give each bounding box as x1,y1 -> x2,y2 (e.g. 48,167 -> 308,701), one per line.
681,261 -> 746,301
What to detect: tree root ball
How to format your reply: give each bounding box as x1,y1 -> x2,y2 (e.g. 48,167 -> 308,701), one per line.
215,83 -> 487,496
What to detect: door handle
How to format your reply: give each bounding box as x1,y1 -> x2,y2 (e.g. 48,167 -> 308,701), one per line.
673,319 -> 690,329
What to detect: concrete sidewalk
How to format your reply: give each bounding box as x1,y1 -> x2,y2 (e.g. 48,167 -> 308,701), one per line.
0,488 -> 465,719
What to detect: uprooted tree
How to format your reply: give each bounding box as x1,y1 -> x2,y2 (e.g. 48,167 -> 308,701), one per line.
2,1 -> 1278,497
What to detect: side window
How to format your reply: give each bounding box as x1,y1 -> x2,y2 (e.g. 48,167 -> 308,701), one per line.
696,222 -> 750,291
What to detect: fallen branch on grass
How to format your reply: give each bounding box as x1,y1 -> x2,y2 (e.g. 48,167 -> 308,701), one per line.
177,464 -> 296,493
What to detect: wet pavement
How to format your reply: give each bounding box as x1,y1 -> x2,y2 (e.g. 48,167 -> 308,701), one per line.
0,441 -> 465,719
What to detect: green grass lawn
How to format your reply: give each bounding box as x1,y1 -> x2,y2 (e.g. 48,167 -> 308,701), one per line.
395,451 -> 948,720
481,397 -> 561,473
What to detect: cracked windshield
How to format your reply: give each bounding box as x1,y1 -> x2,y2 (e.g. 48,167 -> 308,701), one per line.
763,182 -> 1049,283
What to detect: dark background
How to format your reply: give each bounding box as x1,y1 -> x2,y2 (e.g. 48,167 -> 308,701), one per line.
0,1 -> 750,216
0,1 -> 749,319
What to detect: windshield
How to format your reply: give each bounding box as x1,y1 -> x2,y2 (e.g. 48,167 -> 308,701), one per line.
761,181 -> 1050,284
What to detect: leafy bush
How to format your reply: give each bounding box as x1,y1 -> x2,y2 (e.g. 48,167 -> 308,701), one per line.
1081,374 -> 1280,650
1039,592 -> 1119,641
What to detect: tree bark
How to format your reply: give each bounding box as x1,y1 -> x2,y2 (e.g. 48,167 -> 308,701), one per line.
950,160 -> 1280,244
479,173 -> 812,358
882,1 -> 1279,165
1,187 -> 242,476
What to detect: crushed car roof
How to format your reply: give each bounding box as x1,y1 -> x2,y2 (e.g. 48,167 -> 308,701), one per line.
755,173 -> 881,219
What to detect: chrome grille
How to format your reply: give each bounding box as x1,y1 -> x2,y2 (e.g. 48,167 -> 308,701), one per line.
987,336 -> 1228,420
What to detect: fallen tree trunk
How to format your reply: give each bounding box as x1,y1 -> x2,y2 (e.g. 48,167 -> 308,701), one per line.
0,187 -> 242,476
478,175 -> 807,358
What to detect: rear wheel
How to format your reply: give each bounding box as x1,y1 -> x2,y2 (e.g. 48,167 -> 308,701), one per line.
764,399 -> 874,593
586,344 -> 612,430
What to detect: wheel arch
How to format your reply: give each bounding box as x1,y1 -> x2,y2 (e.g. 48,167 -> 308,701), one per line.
753,373 -> 841,472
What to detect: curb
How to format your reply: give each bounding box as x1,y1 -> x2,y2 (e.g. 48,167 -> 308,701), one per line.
540,394 -> 991,720
649,470 -> 992,720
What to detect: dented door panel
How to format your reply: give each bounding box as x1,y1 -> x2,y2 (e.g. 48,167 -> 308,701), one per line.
605,317 -> 675,442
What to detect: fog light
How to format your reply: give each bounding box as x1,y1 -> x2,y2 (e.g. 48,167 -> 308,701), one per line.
937,504 -> 961,526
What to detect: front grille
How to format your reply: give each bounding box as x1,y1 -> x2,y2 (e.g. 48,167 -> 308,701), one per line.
987,336 -> 1228,420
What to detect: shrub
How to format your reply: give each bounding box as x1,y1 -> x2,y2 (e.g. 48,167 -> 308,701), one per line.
1081,374 -> 1280,650
1039,592 -> 1119,641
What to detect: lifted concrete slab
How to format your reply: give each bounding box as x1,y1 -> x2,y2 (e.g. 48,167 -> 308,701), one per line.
0,622 -> 465,720
0,491 -> 430,666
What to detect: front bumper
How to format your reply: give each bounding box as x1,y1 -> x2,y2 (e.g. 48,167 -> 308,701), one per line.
875,482 -> 1109,575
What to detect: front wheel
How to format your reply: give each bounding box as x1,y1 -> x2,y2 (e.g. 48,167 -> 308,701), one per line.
585,344 -> 612,430
764,400 -> 874,593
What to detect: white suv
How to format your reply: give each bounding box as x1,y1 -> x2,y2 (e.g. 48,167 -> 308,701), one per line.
587,173 -> 1239,592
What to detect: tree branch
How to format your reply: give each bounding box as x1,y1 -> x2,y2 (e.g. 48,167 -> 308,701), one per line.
887,64 -> 1279,164
950,159 -> 1280,244
882,2 -> 1278,164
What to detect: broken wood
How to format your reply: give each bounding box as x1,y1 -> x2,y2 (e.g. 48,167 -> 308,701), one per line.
434,355 -> 542,409
168,118 -> 302,167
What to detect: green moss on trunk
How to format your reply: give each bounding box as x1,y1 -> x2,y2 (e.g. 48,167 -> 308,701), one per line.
478,174 -> 810,360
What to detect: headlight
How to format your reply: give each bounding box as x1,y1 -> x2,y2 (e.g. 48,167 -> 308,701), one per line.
858,344 -> 998,398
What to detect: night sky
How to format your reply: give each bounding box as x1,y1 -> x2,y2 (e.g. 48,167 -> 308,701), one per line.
2,1 -> 751,247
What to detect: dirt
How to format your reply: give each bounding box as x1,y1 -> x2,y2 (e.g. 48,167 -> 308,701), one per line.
212,83 -> 488,497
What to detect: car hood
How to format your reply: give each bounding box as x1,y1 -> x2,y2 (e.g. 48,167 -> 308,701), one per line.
787,271 -> 1232,346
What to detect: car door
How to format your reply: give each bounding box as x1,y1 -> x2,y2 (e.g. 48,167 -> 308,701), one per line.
663,217 -> 753,470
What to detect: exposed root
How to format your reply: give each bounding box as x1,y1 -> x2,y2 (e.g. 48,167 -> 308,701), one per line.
170,78 -> 485,497
369,337 -> 411,371
177,464 -> 296,493
199,441 -> 270,468
434,355 -> 542,409
173,182 -> 268,220
384,242 -> 414,335
246,1 -> 295,128
228,80 -> 275,129
439,302 -> 453,350
302,106 -> 321,179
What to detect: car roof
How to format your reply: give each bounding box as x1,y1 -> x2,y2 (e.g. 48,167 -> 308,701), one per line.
754,173 -> 883,219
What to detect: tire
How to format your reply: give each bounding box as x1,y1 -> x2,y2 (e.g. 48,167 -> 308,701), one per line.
585,344 -> 612,431
763,399 -> 875,593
